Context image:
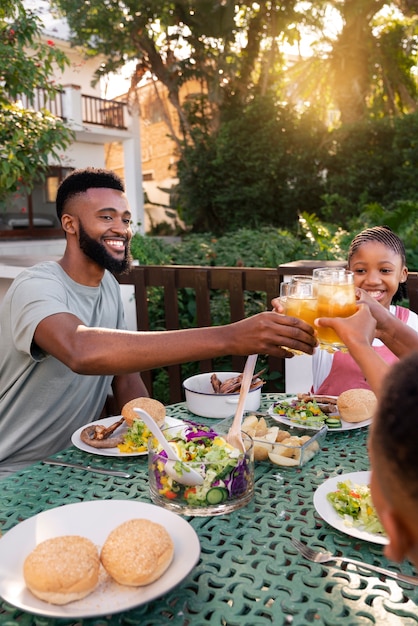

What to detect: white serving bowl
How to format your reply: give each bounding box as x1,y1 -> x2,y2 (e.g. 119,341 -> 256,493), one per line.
183,371 -> 262,418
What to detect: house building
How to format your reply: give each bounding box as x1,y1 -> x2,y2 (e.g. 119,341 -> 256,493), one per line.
0,1 -> 142,327
0,0 -> 144,255
105,79 -> 202,234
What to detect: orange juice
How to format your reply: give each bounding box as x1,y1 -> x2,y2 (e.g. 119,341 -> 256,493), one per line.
316,282 -> 356,346
285,296 -> 318,328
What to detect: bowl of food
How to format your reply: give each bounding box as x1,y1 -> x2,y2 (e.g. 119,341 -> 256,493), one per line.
220,414 -> 327,468
183,371 -> 264,418
148,422 -> 254,516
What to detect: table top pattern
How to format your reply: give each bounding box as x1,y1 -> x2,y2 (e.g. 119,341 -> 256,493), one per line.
1,394 -> 417,626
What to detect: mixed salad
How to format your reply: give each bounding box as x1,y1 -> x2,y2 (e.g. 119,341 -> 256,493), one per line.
272,398 -> 341,428
149,422 -> 253,507
118,420 -> 150,453
327,479 -> 386,535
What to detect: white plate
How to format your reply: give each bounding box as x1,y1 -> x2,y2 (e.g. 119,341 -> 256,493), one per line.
0,500 -> 200,618
71,415 -> 184,457
268,397 -> 372,432
313,471 -> 388,545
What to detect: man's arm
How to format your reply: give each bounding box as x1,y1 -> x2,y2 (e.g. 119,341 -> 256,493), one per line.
111,372 -> 149,411
33,309 -> 318,376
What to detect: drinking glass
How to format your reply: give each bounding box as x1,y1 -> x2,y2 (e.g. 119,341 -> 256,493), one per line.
279,277 -> 317,355
315,269 -> 357,352
284,279 -> 318,327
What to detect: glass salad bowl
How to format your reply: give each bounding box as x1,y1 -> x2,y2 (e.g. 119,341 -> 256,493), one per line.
147,422 -> 254,516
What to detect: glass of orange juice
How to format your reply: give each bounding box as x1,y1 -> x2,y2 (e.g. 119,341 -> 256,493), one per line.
315,269 -> 357,351
279,278 -> 317,355
284,278 -> 317,327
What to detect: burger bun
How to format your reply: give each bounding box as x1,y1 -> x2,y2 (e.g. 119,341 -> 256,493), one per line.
122,397 -> 166,428
23,536 -> 100,605
100,518 -> 174,586
337,389 -> 377,423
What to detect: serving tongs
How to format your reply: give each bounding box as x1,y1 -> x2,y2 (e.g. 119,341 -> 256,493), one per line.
226,353 -> 258,452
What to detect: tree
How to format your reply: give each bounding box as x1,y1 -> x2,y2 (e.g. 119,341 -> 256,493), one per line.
0,0 -> 73,203
51,0 -> 418,233
286,0 -> 418,124
51,1 -> 306,142
175,95 -> 327,233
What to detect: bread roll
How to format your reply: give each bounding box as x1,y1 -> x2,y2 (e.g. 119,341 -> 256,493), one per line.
23,536 -> 100,605
122,397 -> 166,428
100,519 -> 174,586
337,389 -> 377,423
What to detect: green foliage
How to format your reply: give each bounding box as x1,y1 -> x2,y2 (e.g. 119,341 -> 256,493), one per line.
346,200 -> 418,271
130,223 -> 338,271
129,233 -> 172,266
0,0 -> 73,202
174,102 -> 418,236
176,96 -> 327,233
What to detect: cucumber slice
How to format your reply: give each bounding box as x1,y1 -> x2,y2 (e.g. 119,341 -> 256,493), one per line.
206,487 -> 228,504
325,417 -> 342,428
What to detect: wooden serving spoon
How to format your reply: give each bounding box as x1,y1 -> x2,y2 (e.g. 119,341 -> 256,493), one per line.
226,354 -> 258,452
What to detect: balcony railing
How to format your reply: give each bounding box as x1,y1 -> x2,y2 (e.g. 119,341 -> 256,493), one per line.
15,87 -> 127,130
18,89 -> 64,119
82,94 -> 126,129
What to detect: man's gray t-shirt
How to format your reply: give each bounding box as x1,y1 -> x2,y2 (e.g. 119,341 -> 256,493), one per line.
0,262 -> 127,476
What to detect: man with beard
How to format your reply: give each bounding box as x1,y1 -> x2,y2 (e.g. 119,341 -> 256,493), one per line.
0,168 -> 317,477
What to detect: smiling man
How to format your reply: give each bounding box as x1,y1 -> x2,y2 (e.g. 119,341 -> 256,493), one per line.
0,167 -> 318,477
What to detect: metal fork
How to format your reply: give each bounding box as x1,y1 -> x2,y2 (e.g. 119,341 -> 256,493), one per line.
291,538 -> 418,586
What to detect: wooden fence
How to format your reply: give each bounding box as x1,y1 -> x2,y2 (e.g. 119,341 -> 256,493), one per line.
117,263 -> 418,403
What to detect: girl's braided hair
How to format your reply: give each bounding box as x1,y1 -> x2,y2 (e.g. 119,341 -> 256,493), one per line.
347,225 -> 408,303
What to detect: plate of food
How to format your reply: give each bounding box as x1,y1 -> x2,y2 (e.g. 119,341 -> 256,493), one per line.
313,470 -> 388,545
72,415 -> 184,457
0,499 -> 200,618
269,390 -> 376,432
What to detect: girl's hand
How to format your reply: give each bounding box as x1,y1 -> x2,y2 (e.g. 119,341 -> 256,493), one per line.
315,303 -> 376,349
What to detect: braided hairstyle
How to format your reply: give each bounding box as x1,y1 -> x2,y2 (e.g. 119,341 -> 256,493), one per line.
347,225 -> 408,303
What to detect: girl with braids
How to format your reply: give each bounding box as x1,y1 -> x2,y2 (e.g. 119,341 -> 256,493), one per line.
312,225 -> 418,395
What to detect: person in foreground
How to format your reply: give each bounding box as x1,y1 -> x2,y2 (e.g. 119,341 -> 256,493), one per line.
312,226 -> 418,395
0,167 -> 317,477
316,307 -> 418,567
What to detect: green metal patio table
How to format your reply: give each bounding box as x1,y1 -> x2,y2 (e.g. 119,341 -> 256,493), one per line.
0,393 -> 417,626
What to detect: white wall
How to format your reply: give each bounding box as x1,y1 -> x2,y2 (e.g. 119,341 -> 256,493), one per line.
64,142 -> 107,170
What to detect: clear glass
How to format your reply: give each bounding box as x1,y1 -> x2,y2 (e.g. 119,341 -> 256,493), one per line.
285,280 -> 317,327
148,424 -> 254,516
315,269 -> 357,352
279,278 -> 317,355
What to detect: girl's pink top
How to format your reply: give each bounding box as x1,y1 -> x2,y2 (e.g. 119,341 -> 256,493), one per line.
315,306 -> 410,396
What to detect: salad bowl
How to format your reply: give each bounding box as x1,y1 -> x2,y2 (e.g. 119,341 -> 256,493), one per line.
148,423 -> 254,516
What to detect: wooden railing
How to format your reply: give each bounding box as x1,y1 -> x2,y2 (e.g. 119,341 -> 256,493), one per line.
118,263 -> 418,403
82,95 -> 126,129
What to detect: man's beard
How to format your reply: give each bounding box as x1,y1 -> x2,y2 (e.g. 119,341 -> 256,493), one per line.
78,221 -> 132,274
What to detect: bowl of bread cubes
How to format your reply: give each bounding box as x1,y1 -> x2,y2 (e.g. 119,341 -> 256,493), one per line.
240,413 -> 327,467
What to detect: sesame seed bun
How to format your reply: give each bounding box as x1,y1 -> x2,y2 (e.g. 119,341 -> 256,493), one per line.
121,397 -> 166,428
100,519 -> 174,586
23,536 -> 100,605
337,389 -> 377,423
